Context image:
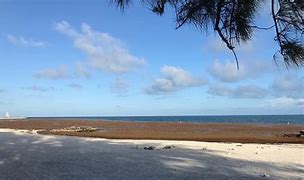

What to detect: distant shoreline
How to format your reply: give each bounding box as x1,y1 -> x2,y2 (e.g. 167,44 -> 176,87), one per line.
24,114 -> 304,125
0,119 -> 303,144
0,117 -> 28,120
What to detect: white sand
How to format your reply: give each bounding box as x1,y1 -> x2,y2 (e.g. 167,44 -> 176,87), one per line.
0,128 -> 303,179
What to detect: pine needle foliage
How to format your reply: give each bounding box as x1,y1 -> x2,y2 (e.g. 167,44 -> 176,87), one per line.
111,0 -> 304,69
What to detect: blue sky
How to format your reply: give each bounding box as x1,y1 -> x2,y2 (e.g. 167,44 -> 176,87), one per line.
0,0 -> 303,116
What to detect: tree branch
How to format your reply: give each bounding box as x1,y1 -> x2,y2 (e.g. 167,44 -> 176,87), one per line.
214,0 -> 239,70
271,0 -> 283,54
250,25 -> 275,30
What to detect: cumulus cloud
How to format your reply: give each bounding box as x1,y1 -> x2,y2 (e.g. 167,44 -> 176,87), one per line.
54,21 -> 145,74
7,34 -> 46,48
35,63 -> 91,80
208,84 -> 268,99
35,66 -> 68,80
145,65 -> 206,94
207,73 -> 304,100
34,66 -> 69,80
272,75 -> 304,99
209,59 -> 272,83
22,85 -> 55,92
209,60 -> 247,82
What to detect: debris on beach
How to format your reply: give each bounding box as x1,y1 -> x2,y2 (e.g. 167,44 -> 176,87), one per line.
161,145 -> 176,150
131,146 -> 155,150
131,145 -> 176,150
50,126 -> 99,133
283,130 -> 304,138
144,146 -> 155,150
260,173 -> 270,178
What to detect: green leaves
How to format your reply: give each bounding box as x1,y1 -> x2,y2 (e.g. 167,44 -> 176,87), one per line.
110,0 -> 131,10
281,41 -> 304,67
272,0 -> 304,67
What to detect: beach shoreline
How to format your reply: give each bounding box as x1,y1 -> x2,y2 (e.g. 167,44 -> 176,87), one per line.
0,119 -> 303,144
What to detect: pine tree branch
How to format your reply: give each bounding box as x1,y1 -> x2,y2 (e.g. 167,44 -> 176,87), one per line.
214,0 -> 239,70
250,25 -> 275,30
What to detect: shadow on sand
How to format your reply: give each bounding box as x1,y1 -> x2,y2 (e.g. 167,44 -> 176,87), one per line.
0,132 -> 303,180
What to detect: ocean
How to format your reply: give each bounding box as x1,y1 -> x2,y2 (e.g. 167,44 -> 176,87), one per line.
28,115 -> 304,124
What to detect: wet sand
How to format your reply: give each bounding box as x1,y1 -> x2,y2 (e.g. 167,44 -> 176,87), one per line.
0,119 -> 303,143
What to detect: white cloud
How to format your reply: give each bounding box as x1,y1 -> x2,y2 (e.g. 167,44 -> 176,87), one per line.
265,73 -> 304,111
209,60 -> 247,82
145,65 -> 206,94
209,59 -> 272,83
7,34 -> 46,48
22,85 -> 55,92
207,73 -> 304,100
272,75 -> 304,99
296,99 -> 304,106
54,21 -> 146,74
208,84 -> 268,99
35,66 -> 68,80
145,78 -> 175,94
161,65 -> 205,87
269,97 -> 304,108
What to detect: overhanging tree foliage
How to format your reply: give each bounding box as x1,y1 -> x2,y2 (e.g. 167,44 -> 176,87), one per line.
110,0 -> 304,69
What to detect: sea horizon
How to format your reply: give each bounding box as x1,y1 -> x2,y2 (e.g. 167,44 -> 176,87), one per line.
27,114 -> 304,125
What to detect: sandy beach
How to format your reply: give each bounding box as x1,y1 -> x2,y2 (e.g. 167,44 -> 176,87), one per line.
0,128 -> 303,179
0,120 -> 303,179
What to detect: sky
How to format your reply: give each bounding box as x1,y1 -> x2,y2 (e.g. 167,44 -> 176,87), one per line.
0,0 -> 303,117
